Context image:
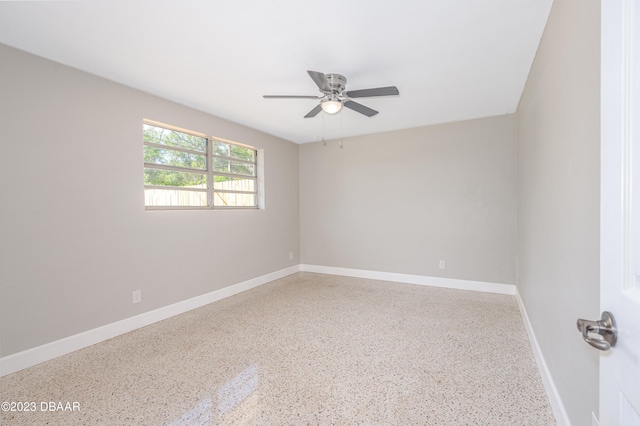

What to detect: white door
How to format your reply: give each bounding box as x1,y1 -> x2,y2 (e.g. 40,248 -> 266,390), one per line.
599,0 -> 640,425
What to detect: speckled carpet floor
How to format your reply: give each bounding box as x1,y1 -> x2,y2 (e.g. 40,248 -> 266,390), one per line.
1,272 -> 555,425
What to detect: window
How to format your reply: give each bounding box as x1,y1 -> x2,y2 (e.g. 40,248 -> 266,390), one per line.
143,121 -> 259,209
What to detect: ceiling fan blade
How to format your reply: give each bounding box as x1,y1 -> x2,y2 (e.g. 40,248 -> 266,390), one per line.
307,70 -> 331,92
344,100 -> 378,117
304,104 -> 323,118
263,95 -> 321,99
344,86 -> 399,98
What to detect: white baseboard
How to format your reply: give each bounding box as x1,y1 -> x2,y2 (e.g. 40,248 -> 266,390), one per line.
300,264 -> 516,295
1,264 -> 569,425
515,287 -> 571,426
0,265 -> 519,377
0,265 -> 300,377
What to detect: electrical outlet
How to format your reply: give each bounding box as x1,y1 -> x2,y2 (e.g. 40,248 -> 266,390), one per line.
132,290 -> 141,304
439,260 -> 446,269
289,252 -> 293,260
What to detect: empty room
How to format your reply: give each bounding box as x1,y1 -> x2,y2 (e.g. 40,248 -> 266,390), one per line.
1,1 -> 638,425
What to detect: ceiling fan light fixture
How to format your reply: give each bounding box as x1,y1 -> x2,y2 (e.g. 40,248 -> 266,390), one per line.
321,99 -> 343,114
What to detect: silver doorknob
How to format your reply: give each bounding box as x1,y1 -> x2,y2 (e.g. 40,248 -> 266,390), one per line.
576,311 -> 617,351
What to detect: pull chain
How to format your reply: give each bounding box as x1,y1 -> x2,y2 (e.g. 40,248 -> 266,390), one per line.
339,109 -> 343,149
322,111 -> 327,146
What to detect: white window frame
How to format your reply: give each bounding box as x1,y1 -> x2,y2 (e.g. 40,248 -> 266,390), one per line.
143,120 -> 260,210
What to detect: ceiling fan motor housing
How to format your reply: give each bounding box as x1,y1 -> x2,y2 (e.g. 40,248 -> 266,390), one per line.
325,74 -> 347,93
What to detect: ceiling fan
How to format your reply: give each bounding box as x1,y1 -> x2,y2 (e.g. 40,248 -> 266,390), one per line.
263,70 -> 399,118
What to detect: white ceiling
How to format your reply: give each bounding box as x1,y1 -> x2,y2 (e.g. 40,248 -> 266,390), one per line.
0,0 -> 553,144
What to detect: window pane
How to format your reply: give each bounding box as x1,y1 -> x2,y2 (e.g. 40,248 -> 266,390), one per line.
143,124 -> 206,152
230,145 -> 255,162
213,141 -> 229,157
212,158 -> 256,176
145,168 -> 206,188
145,188 -> 207,207
144,146 -> 206,170
213,176 -> 256,192
212,158 -> 230,173
214,192 -> 257,207
230,161 -> 255,176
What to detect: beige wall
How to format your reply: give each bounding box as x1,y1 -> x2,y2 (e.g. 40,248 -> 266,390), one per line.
300,114 -> 517,285
0,44 -> 300,357
516,0 -> 601,424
